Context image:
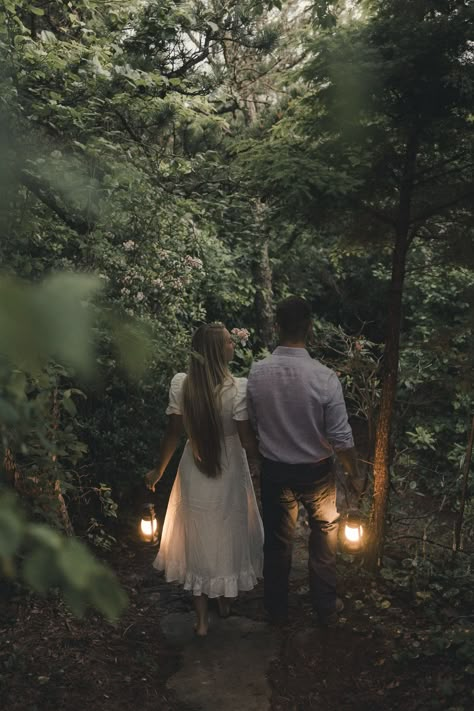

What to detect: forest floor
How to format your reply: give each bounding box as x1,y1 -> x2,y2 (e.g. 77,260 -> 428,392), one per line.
1,487 -> 473,711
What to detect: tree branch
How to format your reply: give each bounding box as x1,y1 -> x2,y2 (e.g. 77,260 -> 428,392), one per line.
414,151 -> 467,180
20,171 -> 91,235
388,534 -> 473,556
359,202 -> 397,228
164,33 -> 212,79
414,162 -> 474,187
410,186 -> 474,224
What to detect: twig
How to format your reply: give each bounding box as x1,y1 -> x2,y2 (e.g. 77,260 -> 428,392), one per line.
393,513 -> 441,522
388,535 -> 473,555
122,623 -> 135,637
454,416 -> 474,554
443,614 -> 474,629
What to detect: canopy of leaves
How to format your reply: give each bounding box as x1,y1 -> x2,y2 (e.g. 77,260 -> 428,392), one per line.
0,0 -> 472,619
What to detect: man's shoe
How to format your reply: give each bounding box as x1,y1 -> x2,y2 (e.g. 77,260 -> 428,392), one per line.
335,597 -> 345,613
265,611 -> 289,627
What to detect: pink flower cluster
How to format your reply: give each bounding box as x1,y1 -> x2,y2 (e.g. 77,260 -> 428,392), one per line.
184,255 -> 204,270
122,240 -> 136,251
231,327 -> 250,346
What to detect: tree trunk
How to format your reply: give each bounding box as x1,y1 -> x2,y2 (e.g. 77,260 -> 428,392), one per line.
51,388 -> 74,536
366,130 -> 419,570
366,237 -> 407,569
453,415 -> 474,553
253,238 -> 274,349
54,479 -> 75,536
2,448 -> 21,487
3,446 -> 74,535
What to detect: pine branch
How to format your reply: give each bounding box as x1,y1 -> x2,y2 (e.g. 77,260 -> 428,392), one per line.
20,171 -> 91,235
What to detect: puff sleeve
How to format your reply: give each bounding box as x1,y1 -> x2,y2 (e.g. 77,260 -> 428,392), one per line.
165,373 -> 186,415
232,377 -> 249,421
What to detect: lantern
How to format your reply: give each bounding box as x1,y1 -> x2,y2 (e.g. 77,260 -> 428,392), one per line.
140,503 -> 159,544
344,510 -> 364,553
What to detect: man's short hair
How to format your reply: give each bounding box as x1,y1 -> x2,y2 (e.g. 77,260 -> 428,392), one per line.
276,296 -> 312,341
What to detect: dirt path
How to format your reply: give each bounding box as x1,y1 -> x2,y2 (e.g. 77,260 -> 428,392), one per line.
161,612 -> 278,710
1,503 -> 472,711
154,514 -> 325,711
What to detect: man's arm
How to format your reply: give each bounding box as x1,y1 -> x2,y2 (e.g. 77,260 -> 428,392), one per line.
335,446 -> 366,499
324,373 -> 366,500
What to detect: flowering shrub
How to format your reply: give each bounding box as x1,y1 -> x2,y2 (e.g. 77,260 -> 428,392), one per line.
230,327 -> 254,377
110,242 -> 206,317
231,327 -> 250,346
184,255 -> 204,270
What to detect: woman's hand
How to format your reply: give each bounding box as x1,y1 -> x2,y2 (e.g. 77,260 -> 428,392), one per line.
145,415 -> 183,491
248,458 -> 261,480
145,469 -> 159,492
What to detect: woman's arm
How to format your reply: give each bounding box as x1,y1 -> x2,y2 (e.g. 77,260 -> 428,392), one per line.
236,419 -> 261,477
145,414 -> 184,490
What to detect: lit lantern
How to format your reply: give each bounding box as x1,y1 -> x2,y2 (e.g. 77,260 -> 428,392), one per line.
140,503 -> 159,544
344,510 -> 365,553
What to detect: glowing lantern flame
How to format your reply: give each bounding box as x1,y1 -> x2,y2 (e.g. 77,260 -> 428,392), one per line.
344,511 -> 365,552
140,504 -> 159,543
345,522 -> 363,542
140,517 -> 158,538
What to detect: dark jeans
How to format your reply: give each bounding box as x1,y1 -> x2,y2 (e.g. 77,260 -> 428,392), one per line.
260,457 -> 339,620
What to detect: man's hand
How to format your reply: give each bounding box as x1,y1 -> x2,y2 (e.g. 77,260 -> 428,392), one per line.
248,458 -> 261,480
335,447 -> 366,503
346,473 -> 366,504
145,469 -> 159,492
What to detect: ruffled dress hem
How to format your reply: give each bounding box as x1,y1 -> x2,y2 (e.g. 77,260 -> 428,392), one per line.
153,558 -> 260,598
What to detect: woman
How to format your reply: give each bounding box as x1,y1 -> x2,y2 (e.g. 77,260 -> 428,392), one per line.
145,323 -> 263,637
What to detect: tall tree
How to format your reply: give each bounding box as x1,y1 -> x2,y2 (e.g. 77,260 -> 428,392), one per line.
189,0 -> 308,345
238,0 -> 474,565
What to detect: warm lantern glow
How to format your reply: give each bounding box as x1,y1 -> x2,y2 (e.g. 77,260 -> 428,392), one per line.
343,510 -> 365,552
140,504 -> 159,543
140,517 -> 158,538
345,522 -> 363,542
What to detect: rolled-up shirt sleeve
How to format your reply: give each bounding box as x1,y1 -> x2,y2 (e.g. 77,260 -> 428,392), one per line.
324,373 -> 354,451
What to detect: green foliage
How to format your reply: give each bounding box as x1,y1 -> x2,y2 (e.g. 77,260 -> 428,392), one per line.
85,483 -> 118,551
0,273 -> 101,376
0,0 -> 289,496
0,491 -> 127,621
392,242 -> 474,498
0,272 -> 153,618
381,551 -> 474,676
0,0 -> 473,619
237,0 -> 474,519
315,320 -> 382,424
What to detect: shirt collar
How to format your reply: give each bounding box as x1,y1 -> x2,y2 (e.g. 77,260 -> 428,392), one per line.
273,346 -> 311,359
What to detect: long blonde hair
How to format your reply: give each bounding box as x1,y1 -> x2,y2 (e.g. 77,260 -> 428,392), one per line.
182,323 -> 231,478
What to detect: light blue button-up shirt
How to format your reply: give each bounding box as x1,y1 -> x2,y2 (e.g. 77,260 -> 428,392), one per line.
247,346 -> 354,464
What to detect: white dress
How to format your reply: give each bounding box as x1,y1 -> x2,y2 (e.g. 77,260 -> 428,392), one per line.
153,373 -> 264,598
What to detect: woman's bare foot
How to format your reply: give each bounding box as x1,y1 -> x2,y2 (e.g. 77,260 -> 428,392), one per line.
194,621 -> 208,637
193,594 -> 209,636
217,596 -> 232,618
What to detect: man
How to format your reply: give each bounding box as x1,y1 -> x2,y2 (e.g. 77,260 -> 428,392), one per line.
247,296 -> 363,626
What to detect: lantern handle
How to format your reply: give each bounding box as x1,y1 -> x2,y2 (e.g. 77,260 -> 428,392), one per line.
342,472 -> 365,513
342,479 -> 356,513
